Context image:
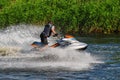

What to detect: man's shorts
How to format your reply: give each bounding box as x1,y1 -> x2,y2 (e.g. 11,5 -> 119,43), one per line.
40,32 -> 48,45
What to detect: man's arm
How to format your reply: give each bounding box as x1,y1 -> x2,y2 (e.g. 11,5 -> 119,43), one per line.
51,26 -> 57,34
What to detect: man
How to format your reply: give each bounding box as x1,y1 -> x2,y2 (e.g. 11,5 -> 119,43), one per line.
40,21 -> 58,51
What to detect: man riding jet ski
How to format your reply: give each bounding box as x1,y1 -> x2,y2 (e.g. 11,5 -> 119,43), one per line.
31,34 -> 88,50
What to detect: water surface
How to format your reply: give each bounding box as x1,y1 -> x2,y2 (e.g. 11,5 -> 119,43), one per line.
0,25 -> 120,80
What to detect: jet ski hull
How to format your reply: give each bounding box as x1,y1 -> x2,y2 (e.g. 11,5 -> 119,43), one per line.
31,41 -> 88,50
31,35 -> 88,50
31,41 -> 44,48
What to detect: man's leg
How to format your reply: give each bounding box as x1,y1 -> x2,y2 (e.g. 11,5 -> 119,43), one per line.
40,33 -> 48,51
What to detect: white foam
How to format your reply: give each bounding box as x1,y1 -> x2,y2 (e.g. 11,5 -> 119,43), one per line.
0,24 -> 103,71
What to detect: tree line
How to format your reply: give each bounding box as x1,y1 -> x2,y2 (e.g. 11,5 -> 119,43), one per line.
0,0 -> 119,34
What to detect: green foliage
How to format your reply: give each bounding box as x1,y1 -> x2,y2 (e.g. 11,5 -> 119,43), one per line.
0,0 -> 11,9
0,0 -> 119,34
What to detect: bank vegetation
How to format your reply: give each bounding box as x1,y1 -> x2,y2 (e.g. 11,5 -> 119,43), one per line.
0,0 -> 119,34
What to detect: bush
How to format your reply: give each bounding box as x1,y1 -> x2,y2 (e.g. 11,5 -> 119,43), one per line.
0,0 -> 119,34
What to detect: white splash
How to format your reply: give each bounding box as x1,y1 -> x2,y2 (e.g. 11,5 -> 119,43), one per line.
0,24 -> 103,71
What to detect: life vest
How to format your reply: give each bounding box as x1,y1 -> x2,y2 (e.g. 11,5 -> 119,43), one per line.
43,23 -> 52,37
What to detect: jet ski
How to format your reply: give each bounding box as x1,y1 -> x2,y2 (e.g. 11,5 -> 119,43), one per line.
31,35 -> 88,50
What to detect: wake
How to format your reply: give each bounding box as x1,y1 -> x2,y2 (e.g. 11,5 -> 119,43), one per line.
0,24 -> 103,71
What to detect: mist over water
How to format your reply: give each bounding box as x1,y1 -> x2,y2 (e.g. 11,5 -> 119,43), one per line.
0,24 -> 102,71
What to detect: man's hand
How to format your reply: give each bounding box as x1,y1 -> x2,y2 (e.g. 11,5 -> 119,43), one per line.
53,33 -> 58,37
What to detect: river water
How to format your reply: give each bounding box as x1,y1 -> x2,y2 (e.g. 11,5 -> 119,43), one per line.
0,25 -> 120,80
